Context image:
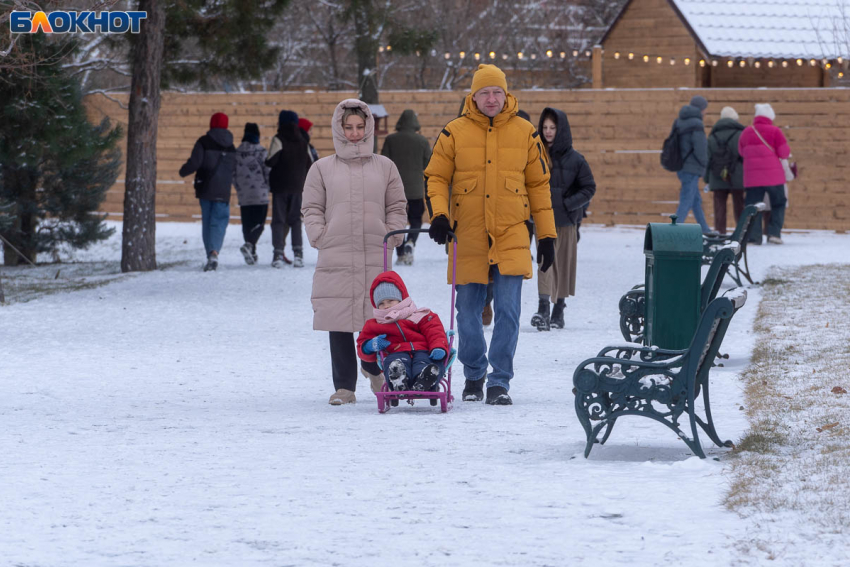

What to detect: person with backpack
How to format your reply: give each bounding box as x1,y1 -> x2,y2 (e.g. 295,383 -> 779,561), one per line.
380,109 -> 431,265
179,112 -> 236,272
662,95 -> 711,233
233,123 -> 271,265
739,103 -> 792,245
704,106 -> 745,235
266,110 -> 311,268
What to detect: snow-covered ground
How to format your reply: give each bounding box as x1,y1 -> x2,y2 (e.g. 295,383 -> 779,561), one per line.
1,221 -> 849,566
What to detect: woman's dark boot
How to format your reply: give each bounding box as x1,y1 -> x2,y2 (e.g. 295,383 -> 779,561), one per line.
530,299 -> 550,331
550,299 -> 565,329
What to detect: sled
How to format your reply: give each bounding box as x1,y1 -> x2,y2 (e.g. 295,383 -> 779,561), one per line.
375,228 -> 457,413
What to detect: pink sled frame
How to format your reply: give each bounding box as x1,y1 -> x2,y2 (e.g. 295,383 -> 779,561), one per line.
376,229 -> 457,413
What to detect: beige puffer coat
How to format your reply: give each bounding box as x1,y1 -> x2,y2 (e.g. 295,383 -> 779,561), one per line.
302,99 -> 408,332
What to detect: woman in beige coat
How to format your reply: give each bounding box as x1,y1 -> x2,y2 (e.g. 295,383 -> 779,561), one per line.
302,99 -> 408,405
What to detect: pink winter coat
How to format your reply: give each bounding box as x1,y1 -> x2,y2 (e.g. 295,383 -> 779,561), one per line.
301,99 -> 408,332
738,116 -> 791,188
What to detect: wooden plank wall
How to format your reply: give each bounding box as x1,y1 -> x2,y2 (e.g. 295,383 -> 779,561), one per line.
86,88 -> 850,232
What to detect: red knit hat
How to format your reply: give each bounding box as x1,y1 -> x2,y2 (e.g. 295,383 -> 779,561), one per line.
210,112 -> 229,129
298,117 -> 313,132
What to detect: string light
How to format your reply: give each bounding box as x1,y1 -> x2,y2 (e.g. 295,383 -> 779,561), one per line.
614,52 -> 620,59
502,53 -> 509,60
782,60 -> 789,68
810,59 -> 817,66
727,59 -> 734,68
489,51 -> 496,59
768,60 -> 775,68
754,61 -> 761,68
826,62 -> 832,69
560,51 -> 566,59
572,50 -> 579,57
517,51 -> 524,60
739,59 -> 746,67
628,52 -> 634,60
840,72 -> 845,78
459,51 -> 465,58
838,57 -> 844,64
643,55 -> 649,63
656,56 -> 663,64
531,53 -> 537,60
474,52 -> 480,60
822,58 -> 829,66
669,58 -> 675,65
378,46 -> 384,53
684,57 -> 691,65
546,50 -> 553,58
386,45 -> 392,52
796,58 -> 803,66
712,60 -> 718,67
699,59 -> 706,67
585,50 -> 591,57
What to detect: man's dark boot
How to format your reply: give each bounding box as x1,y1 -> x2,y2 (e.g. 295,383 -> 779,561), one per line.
485,386 -> 512,406
462,377 -> 485,401
550,299 -> 565,329
530,299 -> 550,331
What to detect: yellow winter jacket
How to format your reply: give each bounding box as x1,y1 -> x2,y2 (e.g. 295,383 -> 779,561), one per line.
425,92 -> 555,285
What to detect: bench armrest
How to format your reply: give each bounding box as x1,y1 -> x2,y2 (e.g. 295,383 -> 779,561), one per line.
596,344 -> 687,363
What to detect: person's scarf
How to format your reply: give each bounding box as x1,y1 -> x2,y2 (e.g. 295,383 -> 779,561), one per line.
373,296 -> 430,324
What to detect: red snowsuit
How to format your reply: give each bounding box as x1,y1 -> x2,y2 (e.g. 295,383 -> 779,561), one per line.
356,271 -> 449,362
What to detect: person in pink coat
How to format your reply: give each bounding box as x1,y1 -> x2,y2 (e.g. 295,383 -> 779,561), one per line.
738,103 -> 791,244
301,100 -> 408,406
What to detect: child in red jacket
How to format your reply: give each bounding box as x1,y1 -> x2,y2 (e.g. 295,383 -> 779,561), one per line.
357,271 -> 449,391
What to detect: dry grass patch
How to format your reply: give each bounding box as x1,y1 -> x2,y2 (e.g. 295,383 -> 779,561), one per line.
726,265 -> 850,537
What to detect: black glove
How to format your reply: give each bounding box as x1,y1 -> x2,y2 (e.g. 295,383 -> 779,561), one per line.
428,215 -> 452,245
537,237 -> 555,273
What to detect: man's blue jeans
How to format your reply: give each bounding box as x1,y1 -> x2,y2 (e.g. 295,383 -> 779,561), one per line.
199,199 -> 231,256
455,266 -> 523,391
675,171 -> 710,233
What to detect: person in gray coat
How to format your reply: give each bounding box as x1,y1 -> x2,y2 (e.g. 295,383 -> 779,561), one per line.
233,123 -> 270,265
704,106 -> 745,234
673,95 -> 711,233
381,109 -> 431,265
179,112 -> 236,271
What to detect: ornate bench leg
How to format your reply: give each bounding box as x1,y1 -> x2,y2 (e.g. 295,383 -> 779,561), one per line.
694,378 -> 734,449
600,418 -> 617,445
574,394 -> 597,458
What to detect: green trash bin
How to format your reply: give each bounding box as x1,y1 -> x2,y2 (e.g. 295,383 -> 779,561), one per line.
644,216 -> 703,350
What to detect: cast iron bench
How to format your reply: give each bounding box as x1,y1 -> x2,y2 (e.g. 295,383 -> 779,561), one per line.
573,289 -> 747,458
703,202 -> 766,286
618,243 -> 739,344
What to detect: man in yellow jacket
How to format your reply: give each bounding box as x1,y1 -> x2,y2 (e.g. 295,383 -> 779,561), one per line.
425,64 -> 556,405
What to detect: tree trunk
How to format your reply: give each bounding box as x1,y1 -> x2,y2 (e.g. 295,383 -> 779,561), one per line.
121,0 -> 165,273
352,4 -> 379,104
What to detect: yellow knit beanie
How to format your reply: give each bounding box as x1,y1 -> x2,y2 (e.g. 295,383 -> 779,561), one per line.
470,64 -> 507,94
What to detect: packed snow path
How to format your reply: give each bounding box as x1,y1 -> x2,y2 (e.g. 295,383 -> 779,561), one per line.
2,222 -> 848,566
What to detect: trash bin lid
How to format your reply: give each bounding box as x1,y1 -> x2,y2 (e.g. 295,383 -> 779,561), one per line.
644,216 -> 703,257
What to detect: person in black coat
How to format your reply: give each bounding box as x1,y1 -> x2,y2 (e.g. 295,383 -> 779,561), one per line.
179,112 -> 236,272
530,107 -> 596,331
266,110 -> 311,268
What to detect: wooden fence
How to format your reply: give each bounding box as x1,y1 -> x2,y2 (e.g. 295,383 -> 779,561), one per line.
86,88 -> 850,232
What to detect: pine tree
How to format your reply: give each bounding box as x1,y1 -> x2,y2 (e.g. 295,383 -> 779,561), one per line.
0,35 -> 122,266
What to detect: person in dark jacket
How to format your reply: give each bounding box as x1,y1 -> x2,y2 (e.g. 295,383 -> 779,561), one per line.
233,123 -> 270,265
704,106 -> 745,235
266,110 -> 311,268
298,117 -> 320,164
673,95 -> 711,233
179,112 -> 236,272
530,108 -> 596,331
381,109 -> 431,265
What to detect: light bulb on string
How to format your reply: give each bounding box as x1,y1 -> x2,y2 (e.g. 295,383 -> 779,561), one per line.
699,59 -> 706,67
531,53 -> 537,60
826,62 -> 832,69
810,59 -> 817,66
378,46 -> 384,53
560,52 -> 566,59
444,52 -> 450,60
727,59 -> 734,68
782,60 -> 789,68
474,52 -> 480,61
628,52 -> 634,60
754,61 -> 761,68
643,55 -> 649,63
585,50 -> 591,57
502,53 -> 508,60
517,52 -> 524,60
614,52 -> 620,59
796,58 -> 803,66
546,50 -> 553,58
572,50 -> 579,57
669,58 -> 675,65
656,56 -> 663,64
712,60 -> 718,67
386,45 -> 392,52
739,60 -> 746,67
460,51 -> 466,58
768,60 -> 775,68
489,51 -> 496,59
838,57 -> 844,64
684,57 -> 691,65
